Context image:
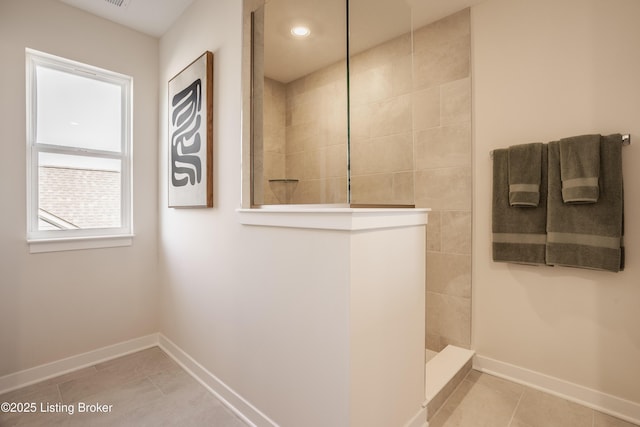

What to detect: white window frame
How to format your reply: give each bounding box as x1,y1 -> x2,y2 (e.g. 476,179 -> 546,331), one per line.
26,49 -> 133,253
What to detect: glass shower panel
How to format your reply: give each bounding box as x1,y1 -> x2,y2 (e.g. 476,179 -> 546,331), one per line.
255,0 -> 348,205
348,0 -> 415,206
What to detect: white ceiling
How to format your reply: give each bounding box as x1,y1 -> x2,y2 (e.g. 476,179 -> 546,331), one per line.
59,0 -> 485,81
59,0 -> 194,38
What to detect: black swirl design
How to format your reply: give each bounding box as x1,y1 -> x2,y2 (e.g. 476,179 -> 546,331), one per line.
171,79 -> 202,187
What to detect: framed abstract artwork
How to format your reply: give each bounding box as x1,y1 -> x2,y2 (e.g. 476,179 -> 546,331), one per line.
168,51 -> 214,207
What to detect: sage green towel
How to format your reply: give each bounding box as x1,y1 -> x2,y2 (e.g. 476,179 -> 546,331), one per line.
509,142 -> 543,207
493,147 -> 547,265
559,134 -> 600,203
546,135 -> 624,272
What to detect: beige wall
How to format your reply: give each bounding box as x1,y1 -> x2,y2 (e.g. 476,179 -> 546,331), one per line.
473,0 -> 640,404
0,0 -> 159,375
160,0 -> 351,425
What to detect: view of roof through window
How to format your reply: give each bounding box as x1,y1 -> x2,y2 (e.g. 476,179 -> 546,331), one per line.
38,165 -> 121,230
29,53 -> 128,234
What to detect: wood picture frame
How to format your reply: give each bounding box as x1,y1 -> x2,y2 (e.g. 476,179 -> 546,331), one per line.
168,51 -> 214,207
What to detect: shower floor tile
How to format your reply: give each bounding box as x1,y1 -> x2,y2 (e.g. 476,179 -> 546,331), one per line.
429,369 -> 639,427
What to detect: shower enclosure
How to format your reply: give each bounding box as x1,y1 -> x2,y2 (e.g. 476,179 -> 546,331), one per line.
251,0 -> 416,207
249,0 -> 473,352
244,0 -> 473,422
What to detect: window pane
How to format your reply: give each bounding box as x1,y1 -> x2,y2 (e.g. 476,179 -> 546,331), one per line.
38,153 -> 122,230
36,66 -> 122,152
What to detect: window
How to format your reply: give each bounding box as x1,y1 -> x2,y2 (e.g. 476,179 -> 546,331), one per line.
26,49 -> 132,251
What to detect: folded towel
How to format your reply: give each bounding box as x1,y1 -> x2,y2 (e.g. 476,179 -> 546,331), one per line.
493,146 -> 547,265
508,142 -> 543,207
546,134 -> 624,272
559,134 -> 600,203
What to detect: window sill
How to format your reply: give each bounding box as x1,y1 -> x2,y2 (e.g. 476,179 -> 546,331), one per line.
27,234 -> 134,254
236,206 -> 430,231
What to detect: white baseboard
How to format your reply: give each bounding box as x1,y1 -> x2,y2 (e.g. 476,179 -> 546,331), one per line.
404,406 -> 427,427
474,354 -> 640,425
2,332 -> 427,427
0,333 -> 159,395
0,333 -> 272,427
158,334 -> 279,427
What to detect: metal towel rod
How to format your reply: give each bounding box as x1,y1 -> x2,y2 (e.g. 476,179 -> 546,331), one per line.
490,134 -> 631,158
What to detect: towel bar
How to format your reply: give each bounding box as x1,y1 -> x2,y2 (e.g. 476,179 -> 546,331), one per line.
490,134 -> 631,158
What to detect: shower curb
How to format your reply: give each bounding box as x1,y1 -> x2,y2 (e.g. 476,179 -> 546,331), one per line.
425,345 -> 475,420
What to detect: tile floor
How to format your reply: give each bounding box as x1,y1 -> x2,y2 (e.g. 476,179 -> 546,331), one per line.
2,347 -> 638,427
430,369 -> 639,427
0,347 -> 247,426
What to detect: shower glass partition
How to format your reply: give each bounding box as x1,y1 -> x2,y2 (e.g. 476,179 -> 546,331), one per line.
251,0 -> 348,205
348,0 -> 414,206
250,0 -> 415,207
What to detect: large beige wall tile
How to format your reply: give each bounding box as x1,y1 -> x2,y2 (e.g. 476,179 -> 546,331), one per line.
426,333 -> 443,353
350,64 -> 393,106
290,180 -> 318,204
319,177 -> 348,204
289,97 -> 317,127
350,174 -> 392,205
350,172 -> 415,205
370,94 -> 412,138
391,171 -> 414,205
266,179 -> 297,204
426,292 -> 471,350
349,33 -> 411,75
426,210 -> 442,252
285,151 -> 304,181
350,103 -> 372,140
263,80 -> 286,153
351,133 -> 413,175
413,87 -> 440,131
391,54 -> 413,97
285,123 -> 316,154
441,210 -> 472,254
263,151 -> 285,178
300,146 -> 347,180
441,78 -> 471,125
413,9 -> 470,53
413,36 -> 470,90
426,252 -> 471,298
414,123 -> 471,170
304,60 -> 347,92
415,167 -> 471,210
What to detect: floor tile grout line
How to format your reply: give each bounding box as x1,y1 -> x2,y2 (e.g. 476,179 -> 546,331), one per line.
506,387 -> 525,427
429,368 -> 474,423
145,374 -> 169,397
63,373 -> 158,406
56,382 -> 63,405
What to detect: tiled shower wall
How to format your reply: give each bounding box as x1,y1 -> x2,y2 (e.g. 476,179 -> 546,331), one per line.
349,32 -> 414,205
262,9 -> 472,350
415,11 -> 472,352
262,78 -> 286,204
285,63 -> 348,204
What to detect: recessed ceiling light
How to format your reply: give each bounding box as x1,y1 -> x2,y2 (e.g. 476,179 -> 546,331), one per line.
290,26 -> 311,38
